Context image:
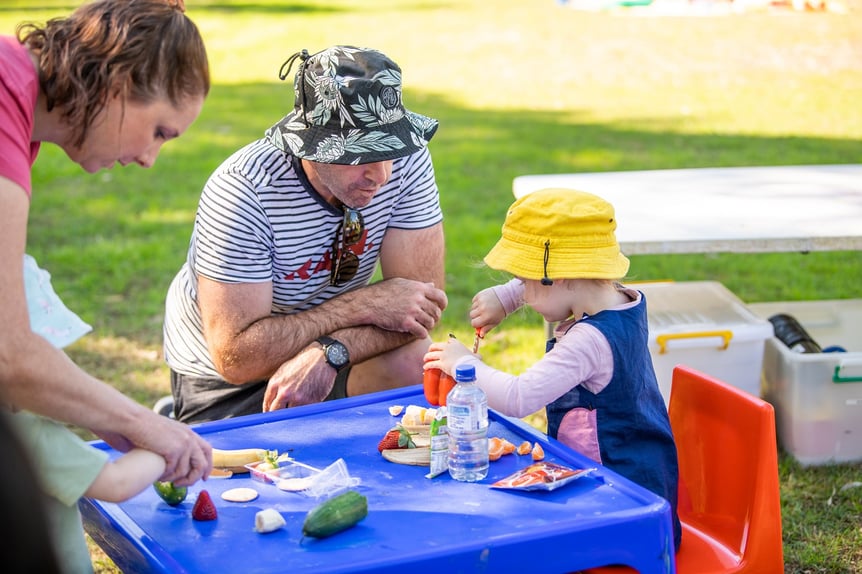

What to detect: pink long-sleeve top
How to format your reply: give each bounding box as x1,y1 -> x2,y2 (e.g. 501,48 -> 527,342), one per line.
453,278 -> 643,419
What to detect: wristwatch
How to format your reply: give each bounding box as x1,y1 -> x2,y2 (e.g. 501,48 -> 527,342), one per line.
317,336 -> 350,372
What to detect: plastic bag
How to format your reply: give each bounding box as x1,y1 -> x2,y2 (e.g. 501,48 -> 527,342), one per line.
301,458 -> 361,499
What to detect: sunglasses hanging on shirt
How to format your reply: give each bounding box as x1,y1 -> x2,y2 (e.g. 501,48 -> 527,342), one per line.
330,207 -> 364,286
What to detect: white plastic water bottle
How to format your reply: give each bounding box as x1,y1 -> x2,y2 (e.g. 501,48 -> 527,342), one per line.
446,364 -> 489,482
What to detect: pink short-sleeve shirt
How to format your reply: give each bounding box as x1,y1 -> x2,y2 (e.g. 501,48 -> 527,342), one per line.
0,35 -> 41,198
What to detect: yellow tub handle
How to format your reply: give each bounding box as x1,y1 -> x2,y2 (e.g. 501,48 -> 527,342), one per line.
656,330 -> 734,354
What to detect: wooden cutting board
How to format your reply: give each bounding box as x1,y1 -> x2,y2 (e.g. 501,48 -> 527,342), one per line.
381,447 -> 431,466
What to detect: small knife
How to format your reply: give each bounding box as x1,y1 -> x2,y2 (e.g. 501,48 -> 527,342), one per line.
472,327 -> 483,354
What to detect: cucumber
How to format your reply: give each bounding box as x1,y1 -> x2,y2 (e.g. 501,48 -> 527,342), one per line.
301,490 -> 368,538
153,481 -> 187,506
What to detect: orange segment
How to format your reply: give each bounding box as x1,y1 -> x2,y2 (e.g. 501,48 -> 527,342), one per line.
516,441 -> 532,455
488,437 -> 505,461
531,442 -> 545,461
500,439 -> 516,455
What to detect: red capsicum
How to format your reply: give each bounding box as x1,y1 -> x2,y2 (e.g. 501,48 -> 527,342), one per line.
423,367 -> 456,406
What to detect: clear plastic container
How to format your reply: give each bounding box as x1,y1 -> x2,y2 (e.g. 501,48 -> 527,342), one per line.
246,458 -> 320,486
245,458 -> 360,498
750,299 -> 862,466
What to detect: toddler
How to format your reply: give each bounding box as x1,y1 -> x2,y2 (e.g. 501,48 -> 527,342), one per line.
424,188 -> 681,549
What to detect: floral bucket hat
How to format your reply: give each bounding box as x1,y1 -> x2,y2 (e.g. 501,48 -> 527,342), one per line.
265,45 -> 439,165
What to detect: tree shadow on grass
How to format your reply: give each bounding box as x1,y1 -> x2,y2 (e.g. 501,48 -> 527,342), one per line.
29,80 -> 862,343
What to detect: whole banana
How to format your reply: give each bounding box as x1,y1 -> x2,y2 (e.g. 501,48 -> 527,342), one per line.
212,447 -> 268,471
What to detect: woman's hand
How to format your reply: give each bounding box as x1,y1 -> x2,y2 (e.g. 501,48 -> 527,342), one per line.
116,412 -> 213,487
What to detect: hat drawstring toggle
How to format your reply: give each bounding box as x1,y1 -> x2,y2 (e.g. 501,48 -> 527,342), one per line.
278,49 -> 312,127
541,240 -> 554,286
278,49 -> 309,81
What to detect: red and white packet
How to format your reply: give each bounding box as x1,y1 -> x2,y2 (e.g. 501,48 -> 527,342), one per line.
491,461 -> 596,492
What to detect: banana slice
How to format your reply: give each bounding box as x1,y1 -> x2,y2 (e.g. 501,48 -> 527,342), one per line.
254,508 -> 286,533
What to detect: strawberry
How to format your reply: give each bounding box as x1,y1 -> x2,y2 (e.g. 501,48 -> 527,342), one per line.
191,489 -> 218,521
377,425 -> 416,452
377,430 -> 401,452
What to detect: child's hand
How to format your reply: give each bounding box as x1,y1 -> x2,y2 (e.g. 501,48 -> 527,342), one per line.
470,287 -> 505,336
423,338 -> 474,376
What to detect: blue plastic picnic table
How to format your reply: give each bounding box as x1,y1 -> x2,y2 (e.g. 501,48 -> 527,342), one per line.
81,386 -> 675,573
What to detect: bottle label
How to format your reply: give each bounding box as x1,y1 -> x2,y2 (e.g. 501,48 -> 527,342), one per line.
448,404 -> 486,431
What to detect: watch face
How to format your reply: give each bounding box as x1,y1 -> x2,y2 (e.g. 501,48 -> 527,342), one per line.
326,343 -> 349,368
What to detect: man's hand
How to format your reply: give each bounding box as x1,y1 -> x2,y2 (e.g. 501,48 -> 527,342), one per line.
360,278 -> 447,338
262,344 -> 334,410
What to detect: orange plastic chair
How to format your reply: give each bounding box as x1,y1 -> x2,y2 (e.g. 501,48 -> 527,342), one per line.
583,365 -> 784,573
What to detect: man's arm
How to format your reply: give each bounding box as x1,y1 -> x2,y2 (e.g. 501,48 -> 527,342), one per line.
198,256 -> 447,384
379,223 -> 445,286
324,223 -> 446,359
259,223 -> 447,408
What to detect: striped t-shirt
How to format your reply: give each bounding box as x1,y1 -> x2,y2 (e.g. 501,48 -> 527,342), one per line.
163,138 -> 442,378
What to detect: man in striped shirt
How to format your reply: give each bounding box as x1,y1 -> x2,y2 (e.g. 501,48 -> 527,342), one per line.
163,46 -> 448,423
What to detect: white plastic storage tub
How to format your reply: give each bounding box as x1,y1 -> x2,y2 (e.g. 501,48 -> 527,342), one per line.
749,299 -> 862,466
634,281 -> 773,406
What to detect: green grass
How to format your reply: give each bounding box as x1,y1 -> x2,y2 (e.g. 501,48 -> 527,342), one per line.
4,0 -> 862,571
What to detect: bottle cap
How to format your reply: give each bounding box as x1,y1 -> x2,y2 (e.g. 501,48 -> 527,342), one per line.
455,364 -> 476,382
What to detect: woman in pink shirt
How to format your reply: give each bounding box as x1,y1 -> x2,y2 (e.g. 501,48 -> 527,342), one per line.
0,0 -> 212,487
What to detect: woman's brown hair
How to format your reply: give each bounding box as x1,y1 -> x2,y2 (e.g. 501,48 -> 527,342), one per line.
17,0 -> 210,148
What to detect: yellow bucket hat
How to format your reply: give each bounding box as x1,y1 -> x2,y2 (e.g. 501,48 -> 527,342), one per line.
484,188 -> 630,281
